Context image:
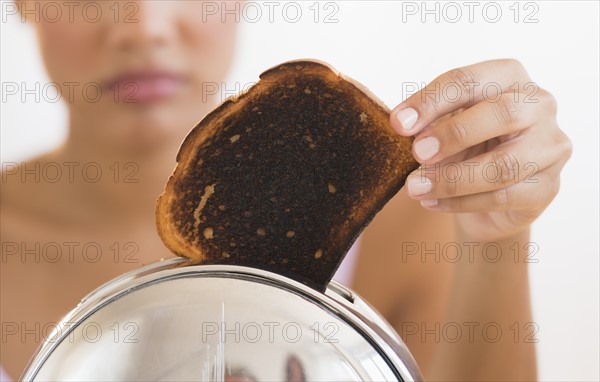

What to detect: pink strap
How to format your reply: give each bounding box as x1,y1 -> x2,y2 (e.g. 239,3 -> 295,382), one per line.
332,235 -> 362,287
0,365 -> 13,382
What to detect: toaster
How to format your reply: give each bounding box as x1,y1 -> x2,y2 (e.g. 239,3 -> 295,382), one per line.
21,257 -> 422,381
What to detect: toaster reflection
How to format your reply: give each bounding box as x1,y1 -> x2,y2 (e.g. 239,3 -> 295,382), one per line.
284,355 -> 306,382
225,355 -> 305,382
225,367 -> 257,382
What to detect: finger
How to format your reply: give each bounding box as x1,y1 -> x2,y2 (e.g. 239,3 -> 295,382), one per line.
419,167 -> 562,213
405,132 -> 570,199
411,89 -> 557,164
391,59 -> 531,135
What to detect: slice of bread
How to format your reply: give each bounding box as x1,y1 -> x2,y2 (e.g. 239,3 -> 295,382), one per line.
156,59 -> 419,290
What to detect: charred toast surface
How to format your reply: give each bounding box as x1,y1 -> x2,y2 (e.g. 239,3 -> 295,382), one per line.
156,60 -> 419,290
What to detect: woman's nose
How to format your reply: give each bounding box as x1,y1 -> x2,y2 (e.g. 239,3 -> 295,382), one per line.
107,1 -> 178,52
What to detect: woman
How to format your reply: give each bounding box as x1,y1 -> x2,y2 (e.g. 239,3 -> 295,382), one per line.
1,1 -> 572,380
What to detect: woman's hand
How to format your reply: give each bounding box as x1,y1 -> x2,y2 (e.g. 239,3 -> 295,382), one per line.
391,59 -> 572,241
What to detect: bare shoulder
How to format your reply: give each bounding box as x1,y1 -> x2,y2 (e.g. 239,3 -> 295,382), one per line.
0,172 -> 41,380
352,189 -> 456,318
0,151 -> 72,310
0,152 -> 64,289
1,152 -> 80,378
1,152 -> 62,215
351,189 -> 458,371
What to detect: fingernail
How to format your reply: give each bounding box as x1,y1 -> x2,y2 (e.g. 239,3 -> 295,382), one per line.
420,199 -> 438,208
394,107 -> 418,132
414,136 -> 440,161
407,175 -> 432,196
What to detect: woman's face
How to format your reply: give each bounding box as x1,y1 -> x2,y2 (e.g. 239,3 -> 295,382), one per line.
24,0 -> 238,152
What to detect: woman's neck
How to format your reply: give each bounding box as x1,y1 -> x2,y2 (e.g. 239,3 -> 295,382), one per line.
43,105 -> 212,230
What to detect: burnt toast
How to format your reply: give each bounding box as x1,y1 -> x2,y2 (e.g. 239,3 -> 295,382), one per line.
155,59 -> 419,290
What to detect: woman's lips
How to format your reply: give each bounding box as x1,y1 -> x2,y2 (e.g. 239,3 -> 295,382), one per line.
105,72 -> 185,103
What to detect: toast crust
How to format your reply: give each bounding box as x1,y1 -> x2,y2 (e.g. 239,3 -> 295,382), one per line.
156,59 -> 418,289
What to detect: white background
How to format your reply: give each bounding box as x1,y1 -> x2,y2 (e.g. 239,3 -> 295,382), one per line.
1,1 -> 598,380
